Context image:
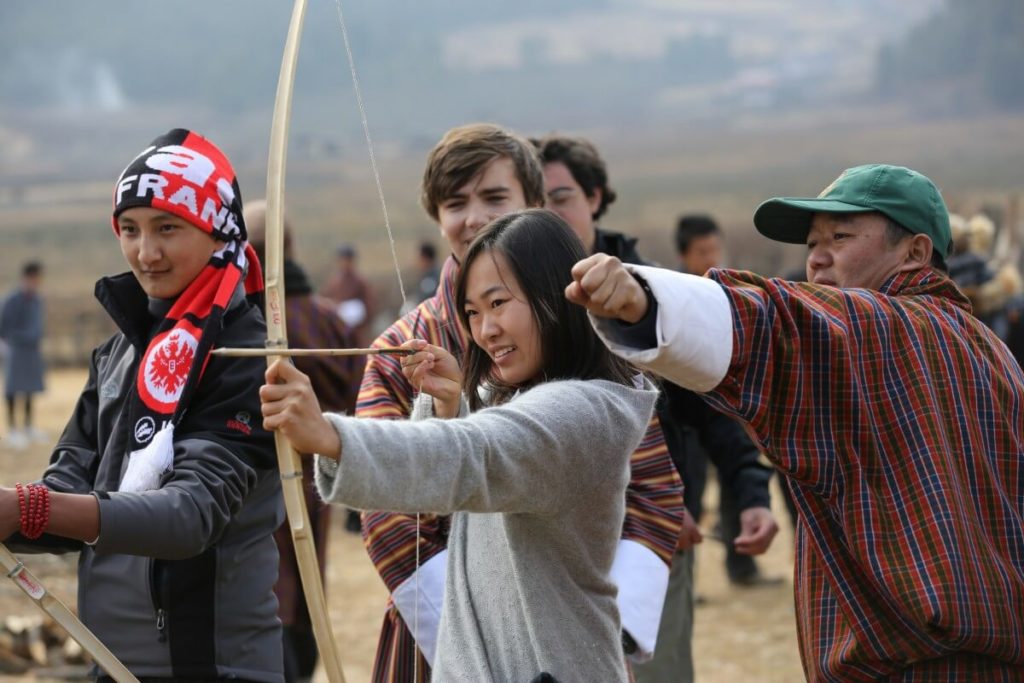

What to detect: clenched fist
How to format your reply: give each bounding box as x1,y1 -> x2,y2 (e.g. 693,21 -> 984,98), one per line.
565,254 -> 650,324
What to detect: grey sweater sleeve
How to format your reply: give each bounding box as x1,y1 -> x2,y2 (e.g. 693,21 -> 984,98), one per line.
315,379 -> 656,516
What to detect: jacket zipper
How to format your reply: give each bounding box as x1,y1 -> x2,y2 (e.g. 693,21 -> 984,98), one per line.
148,558 -> 168,643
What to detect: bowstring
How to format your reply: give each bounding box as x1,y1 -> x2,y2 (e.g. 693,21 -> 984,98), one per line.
332,0 -> 408,309
330,1 -> 420,676
410,308 -> 425,678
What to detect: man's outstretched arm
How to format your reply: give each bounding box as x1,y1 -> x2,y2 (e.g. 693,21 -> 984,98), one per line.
567,254 -> 733,392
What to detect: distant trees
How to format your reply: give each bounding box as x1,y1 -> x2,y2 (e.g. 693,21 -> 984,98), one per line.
876,0 -> 1024,111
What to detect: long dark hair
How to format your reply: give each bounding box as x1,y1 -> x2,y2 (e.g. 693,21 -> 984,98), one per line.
455,208 -> 636,410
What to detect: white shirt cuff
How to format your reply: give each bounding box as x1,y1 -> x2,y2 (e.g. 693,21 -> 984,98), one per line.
612,538 -> 670,663
392,549 -> 447,666
591,265 -> 733,392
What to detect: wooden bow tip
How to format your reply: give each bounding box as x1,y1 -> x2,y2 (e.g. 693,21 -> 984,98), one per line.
1,543 -> 138,681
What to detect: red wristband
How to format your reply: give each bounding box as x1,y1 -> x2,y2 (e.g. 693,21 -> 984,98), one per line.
15,483 -> 28,534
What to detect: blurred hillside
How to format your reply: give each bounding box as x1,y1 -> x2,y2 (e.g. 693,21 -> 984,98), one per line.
877,0 -> 1024,113
1,0 -> 947,176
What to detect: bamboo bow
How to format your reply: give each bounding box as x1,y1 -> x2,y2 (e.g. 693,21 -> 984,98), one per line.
262,1 -> 420,678
263,1 -> 347,681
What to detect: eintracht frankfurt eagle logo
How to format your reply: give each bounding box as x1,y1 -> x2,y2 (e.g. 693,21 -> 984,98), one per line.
138,325 -> 200,412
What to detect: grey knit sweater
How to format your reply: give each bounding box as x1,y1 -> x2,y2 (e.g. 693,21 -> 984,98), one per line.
316,377 -> 657,682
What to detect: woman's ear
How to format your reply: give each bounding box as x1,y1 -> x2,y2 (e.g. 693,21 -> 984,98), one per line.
900,233 -> 934,271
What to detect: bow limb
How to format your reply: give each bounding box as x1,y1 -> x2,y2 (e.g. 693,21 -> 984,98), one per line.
265,1 -> 347,681
1,543 -> 138,681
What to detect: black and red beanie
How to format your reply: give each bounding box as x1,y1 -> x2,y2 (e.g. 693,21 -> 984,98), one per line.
112,128 -> 247,243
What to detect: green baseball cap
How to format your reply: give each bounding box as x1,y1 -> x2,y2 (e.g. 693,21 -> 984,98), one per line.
753,164 -> 952,258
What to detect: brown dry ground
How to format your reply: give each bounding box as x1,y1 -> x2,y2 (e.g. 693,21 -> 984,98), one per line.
1,369 -> 803,682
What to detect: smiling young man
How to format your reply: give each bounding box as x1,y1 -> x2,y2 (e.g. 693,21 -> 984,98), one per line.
534,134 -> 633,261
570,163 -> 1024,680
1,129 -> 284,682
356,123 -> 685,681
118,207 -> 225,295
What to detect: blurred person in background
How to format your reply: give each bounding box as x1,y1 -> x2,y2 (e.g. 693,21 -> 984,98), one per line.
246,199 -> 362,683
675,215 -> 723,278
0,261 -> 46,450
535,134 -> 778,683
320,243 -> 374,346
947,212 -> 1023,342
534,134 -> 632,259
415,241 -> 440,304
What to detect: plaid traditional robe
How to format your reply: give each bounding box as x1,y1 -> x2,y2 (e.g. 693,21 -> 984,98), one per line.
702,267 -> 1024,681
357,255 -> 684,682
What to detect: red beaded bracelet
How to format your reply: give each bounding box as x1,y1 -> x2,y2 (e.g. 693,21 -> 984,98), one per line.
15,483 -> 28,533
30,484 -> 49,539
15,483 -> 50,540
32,484 -> 50,539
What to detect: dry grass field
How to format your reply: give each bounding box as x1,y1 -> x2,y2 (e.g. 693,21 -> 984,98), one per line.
0,368 -> 803,682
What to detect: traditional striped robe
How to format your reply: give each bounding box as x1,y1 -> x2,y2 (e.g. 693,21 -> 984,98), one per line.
699,268 -> 1024,681
606,264 -> 1024,683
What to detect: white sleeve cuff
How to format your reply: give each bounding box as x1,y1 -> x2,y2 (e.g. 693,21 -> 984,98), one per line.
409,392 -> 436,421
591,265 -> 733,392
410,391 -> 470,421
391,550 -> 448,666
611,538 -> 670,663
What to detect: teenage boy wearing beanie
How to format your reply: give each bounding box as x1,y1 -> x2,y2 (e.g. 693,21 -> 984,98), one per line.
0,129 -> 284,682
571,164 -> 1024,679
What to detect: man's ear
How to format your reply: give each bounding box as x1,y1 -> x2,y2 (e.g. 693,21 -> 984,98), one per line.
587,188 -> 603,218
900,233 -> 933,271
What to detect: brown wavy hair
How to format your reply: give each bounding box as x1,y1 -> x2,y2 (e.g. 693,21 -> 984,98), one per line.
420,123 -> 544,221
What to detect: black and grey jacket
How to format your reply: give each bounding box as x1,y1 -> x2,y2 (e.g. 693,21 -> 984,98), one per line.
8,272 -> 284,682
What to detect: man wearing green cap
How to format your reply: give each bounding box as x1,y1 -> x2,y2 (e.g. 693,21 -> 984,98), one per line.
567,164 -> 1024,680
756,163 -> 952,286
